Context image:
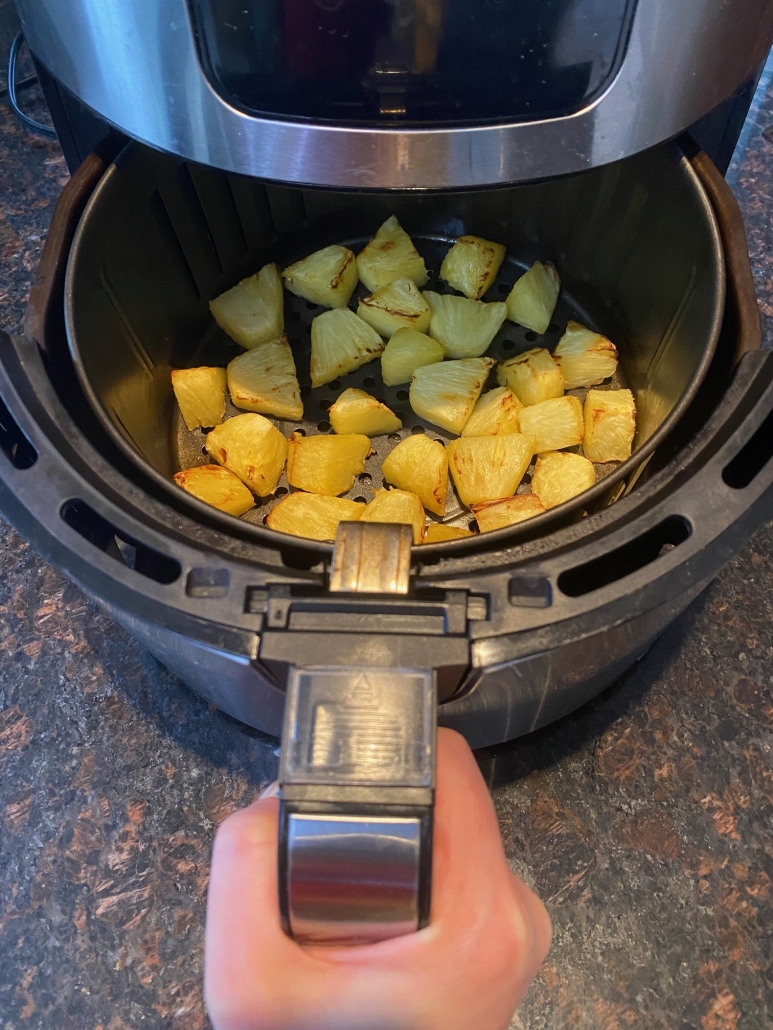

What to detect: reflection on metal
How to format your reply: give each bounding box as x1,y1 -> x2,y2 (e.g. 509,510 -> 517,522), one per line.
330,522 -> 412,595
286,813 -> 421,945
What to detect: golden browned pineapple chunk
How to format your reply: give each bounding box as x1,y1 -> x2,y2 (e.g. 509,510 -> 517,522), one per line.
382,434 -> 448,516
472,494 -> 545,533
446,433 -> 534,506
497,347 -> 564,406
171,367 -> 227,431
357,278 -> 431,338
531,451 -> 595,509
227,336 -> 302,420
423,292 -> 507,358
506,261 -> 560,334
518,395 -> 584,453
209,262 -> 283,349
583,389 -> 636,463
281,245 -> 358,309
173,464 -> 254,516
554,321 -> 618,389
205,413 -> 287,496
440,235 -> 507,300
356,216 -> 428,293
410,357 -> 495,435
266,492 -> 365,541
381,328 -> 444,386
423,523 -> 475,543
329,388 -> 402,436
286,432 -> 370,495
310,308 -> 385,388
461,386 -> 522,438
360,489 -> 425,544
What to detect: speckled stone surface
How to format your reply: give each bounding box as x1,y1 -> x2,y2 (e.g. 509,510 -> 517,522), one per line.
2,56 -> 773,1030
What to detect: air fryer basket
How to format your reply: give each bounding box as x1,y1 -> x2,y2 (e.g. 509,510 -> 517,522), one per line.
63,142 -> 724,551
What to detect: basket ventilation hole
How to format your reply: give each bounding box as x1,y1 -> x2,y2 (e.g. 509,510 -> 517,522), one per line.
723,406 -> 773,489
0,397 -> 37,470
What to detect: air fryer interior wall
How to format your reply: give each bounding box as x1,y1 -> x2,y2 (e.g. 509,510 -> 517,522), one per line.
64,141 -> 723,543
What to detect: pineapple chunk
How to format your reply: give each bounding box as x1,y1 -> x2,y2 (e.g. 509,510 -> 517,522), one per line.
360,489 -> 425,544
205,413 -> 287,496
440,235 -> 506,300
461,386 -> 522,438
357,278 -> 431,338
381,328 -> 444,386
583,388 -> 636,463
286,432 -> 370,495
173,464 -> 254,516
209,262 -> 283,349
329,388 -> 402,437
171,367 -> 227,431
423,292 -> 507,358
518,395 -> 584,453
382,435 -> 448,516
356,215 -> 428,293
506,261 -> 560,334
281,245 -> 357,310
472,494 -> 545,533
227,336 -> 302,420
497,347 -> 564,407
532,451 -> 595,509
410,357 -> 495,435
554,321 -> 618,389
424,523 -> 474,543
446,434 -> 534,506
310,309 -> 385,388
266,492 -> 365,541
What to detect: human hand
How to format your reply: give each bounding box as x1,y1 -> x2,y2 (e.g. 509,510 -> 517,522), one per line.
205,727 -> 551,1030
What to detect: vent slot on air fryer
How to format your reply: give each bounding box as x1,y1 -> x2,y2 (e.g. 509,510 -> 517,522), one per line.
558,516 -> 691,598
60,500 -> 181,585
722,406 -> 773,489
0,396 -> 37,470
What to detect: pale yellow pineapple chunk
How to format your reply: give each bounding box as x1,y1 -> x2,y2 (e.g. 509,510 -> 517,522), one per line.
497,347 -> 564,406
171,367 -> 227,431
310,308 -> 385,388
446,433 -> 534,507
506,261 -> 560,334
286,432 -> 370,495
423,291 -> 507,358
357,278 -> 431,338
532,451 -> 595,509
554,321 -> 618,389
360,489 -> 425,544
356,215 -> 428,293
440,235 -> 507,300
410,357 -> 495,435
382,435 -> 448,516
381,328 -> 444,386
266,492 -> 365,541
173,464 -> 254,516
227,336 -> 302,420
461,386 -> 522,438
518,395 -> 584,453
424,523 -> 474,543
472,494 -> 545,533
583,389 -> 636,463
210,262 -> 283,349
205,413 -> 287,496
329,388 -> 401,437
281,245 -> 357,310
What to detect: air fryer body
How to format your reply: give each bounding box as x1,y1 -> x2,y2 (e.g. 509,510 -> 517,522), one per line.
16,0 -> 773,188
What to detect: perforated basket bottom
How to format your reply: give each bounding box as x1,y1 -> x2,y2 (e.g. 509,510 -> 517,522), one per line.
173,237 -> 627,534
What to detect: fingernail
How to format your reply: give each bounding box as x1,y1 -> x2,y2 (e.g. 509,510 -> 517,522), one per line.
258,780 -> 280,800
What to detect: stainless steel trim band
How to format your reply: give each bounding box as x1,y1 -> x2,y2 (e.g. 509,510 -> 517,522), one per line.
278,666 -> 436,946
16,0 -> 773,188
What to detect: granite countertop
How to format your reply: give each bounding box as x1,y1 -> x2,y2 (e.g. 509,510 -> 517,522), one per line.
2,54 -> 773,1030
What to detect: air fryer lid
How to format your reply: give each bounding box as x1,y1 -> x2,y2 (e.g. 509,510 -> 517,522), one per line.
64,141 -> 724,554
